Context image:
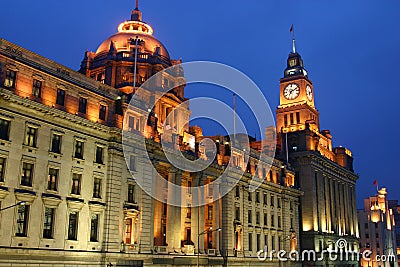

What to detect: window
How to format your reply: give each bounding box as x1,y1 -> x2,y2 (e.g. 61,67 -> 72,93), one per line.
125,218 -> 132,244
93,178 -> 102,199
248,233 -> 253,252
271,215 -> 275,227
4,69 -> 16,88
271,236 -> 275,250
248,210 -> 252,224
257,234 -> 261,252
68,212 -> 78,240
256,212 -> 260,225
50,134 -> 62,154
296,112 -> 300,124
208,206 -> 213,220
289,59 -> 297,67
187,205 -> 192,219
270,195 -> 275,207
284,114 -> 288,127
187,181 -> 192,194
129,155 -> 136,171
95,146 -> 104,164
78,97 -> 87,114
16,205 -> 29,237
128,184 -> 136,203
71,173 -> 81,195
278,216 -> 282,228
263,193 -> 268,205
90,214 -> 99,242
0,119 -> 10,141
128,115 -> 140,132
255,192 -> 260,203
235,206 -> 240,221
47,168 -> 58,191
74,140 -> 84,159
264,235 -> 268,248
248,191 -> 252,202
25,126 -> 37,147
32,79 -> 42,98
43,207 -> 55,239
290,217 -> 294,229
278,198 -> 281,208
264,213 -> 268,226
235,186 -> 240,198
290,113 -> 294,125
56,89 -> 65,106
21,162 -> 34,187
0,158 -> 5,182
99,105 -> 107,121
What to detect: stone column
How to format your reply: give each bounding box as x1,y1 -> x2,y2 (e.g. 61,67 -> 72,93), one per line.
173,170 -> 182,251
166,169 -> 176,252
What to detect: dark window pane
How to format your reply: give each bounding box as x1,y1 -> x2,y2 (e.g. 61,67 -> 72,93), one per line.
78,97 -> 87,114
16,205 -> 29,236
71,173 -> 81,195
0,119 -> 10,141
56,89 -> 65,106
74,140 -> 84,159
21,162 -> 34,187
128,184 -> 135,203
0,157 -> 5,182
47,168 -> 58,191
90,214 -> 99,242
51,134 -> 61,154
93,178 -> 101,199
68,212 -> 78,240
95,146 -> 103,164
43,207 -> 55,239
99,105 -> 106,121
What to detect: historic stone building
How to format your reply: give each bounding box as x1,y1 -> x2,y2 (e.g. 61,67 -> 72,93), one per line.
358,188 -> 398,267
0,3 -> 302,267
275,47 -> 360,266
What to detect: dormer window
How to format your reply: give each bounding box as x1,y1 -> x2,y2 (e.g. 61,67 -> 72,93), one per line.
289,59 -> 297,67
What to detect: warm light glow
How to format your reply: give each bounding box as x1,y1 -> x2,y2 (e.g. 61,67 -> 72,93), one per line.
118,21 -> 154,35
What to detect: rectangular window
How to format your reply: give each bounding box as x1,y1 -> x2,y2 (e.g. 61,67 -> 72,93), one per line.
128,116 -> 140,131
71,173 -> 81,195
93,178 -> 102,199
264,235 -> 268,248
248,191 -> 252,202
270,195 -> 275,207
263,193 -> 268,205
235,186 -> 240,198
271,215 -> 275,227
68,212 -> 78,240
278,216 -> 282,228
255,192 -> 260,203
248,210 -> 252,224
21,162 -> 34,187
95,146 -> 104,164
90,214 -> 99,242
187,205 -> 192,219
4,69 -> 16,88
129,155 -> 136,171
43,207 -> 55,239
256,212 -> 260,225
248,233 -> 253,252
208,206 -> 213,220
125,218 -> 132,244
56,89 -> 65,106
128,184 -> 135,203
99,105 -> 107,121
290,113 -> 294,125
257,234 -> 261,252
296,112 -> 300,124
32,79 -> 42,98
78,97 -> 87,114
47,168 -> 58,191
271,236 -> 275,250
0,119 -> 10,141
187,181 -> 192,194
278,198 -> 281,208
74,140 -> 84,159
284,114 -> 288,127
25,126 -> 37,147
0,158 -> 5,182
264,213 -> 268,226
235,206 -> 240,221
16,205 -> 29,237
50,134 -> 62,154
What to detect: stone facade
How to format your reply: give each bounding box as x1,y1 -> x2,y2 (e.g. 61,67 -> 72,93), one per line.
0,5 -> 303,267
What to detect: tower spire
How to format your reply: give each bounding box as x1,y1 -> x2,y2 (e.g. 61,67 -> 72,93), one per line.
131,0 -> 142,21
290,24 -> 296,53
135,0 -> 139,10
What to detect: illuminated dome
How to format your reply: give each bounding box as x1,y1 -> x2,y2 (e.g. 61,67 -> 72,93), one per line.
95,5 -> 170,60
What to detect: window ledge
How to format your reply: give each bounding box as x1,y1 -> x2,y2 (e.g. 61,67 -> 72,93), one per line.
49,151 -> 63,159
0,139 -> 11,148
22,145 -> 38,153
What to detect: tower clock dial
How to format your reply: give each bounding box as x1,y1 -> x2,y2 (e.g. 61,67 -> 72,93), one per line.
284,83 -> 300,100
306,85 -> 313,101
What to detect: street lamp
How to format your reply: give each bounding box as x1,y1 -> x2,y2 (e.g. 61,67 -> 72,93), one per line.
197,227 -> 222,267
0,201 -> 25,212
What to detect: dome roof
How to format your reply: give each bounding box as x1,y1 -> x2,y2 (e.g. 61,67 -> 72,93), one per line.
95,7 -> 170,60
96,32 -> 170,60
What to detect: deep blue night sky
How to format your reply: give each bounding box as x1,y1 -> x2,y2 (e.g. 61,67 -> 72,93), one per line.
1,0 -> 399,206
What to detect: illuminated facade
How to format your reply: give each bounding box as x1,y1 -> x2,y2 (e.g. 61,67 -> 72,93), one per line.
0,4 -> 302,267
276,49 -> 360,266
358,188 -> 398,267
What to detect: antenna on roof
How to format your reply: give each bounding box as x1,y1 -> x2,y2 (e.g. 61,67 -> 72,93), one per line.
135,0 -> 139,10
290,24 -> 296,53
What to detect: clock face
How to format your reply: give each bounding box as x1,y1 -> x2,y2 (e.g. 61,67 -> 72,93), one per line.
306,85 -> 313,101
284,83 -> 300,100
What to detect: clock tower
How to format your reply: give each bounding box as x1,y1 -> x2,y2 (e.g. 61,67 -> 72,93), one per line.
276,51 -> 320,135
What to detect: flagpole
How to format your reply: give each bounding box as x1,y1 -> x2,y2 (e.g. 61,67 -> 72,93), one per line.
290,24 -> 296,53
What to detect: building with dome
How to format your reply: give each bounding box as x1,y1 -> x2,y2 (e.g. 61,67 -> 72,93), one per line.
0,3 -> 304,267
